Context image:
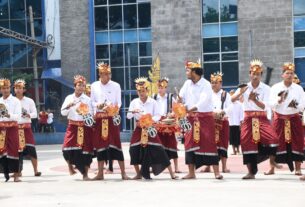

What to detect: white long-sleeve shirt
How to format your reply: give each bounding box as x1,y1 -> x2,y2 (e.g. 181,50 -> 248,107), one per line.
270,81 -> 305,115
155,93 -> 168,116
212,89 -> 232,115
127,97 -> 161,122
0,94 -> 21,122
61,93 -> 93,121
18,96 -> 37,124
227,101 -> 244,126
179,78 -> 214,112
234,82 -> 270,112
91,80 -> 121,114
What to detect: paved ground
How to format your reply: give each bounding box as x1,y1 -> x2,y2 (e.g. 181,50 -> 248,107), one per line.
1,143 -> 305,207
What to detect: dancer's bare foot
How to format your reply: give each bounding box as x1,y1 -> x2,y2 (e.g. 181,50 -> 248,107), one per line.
34,172 -> 42,177
83,176 -> 92,181
222,169 -> 230,173
121,173 -> 131,180
264,168 -> 275,175
295,170 -> 302,176
92,174 -> 104,180
175,170 -> 182,173
14,176 -> 22,182
300,175 -> 305,181
105,169 -> 113,174
270,161 -> 283,169
242,173 -> 255,179
215,174 -> 223,180
171,175 -> 179,179
182,173 -> 196,179
132,174 -> 142,180
200,166 -> 211,173
69,168 -> 77,175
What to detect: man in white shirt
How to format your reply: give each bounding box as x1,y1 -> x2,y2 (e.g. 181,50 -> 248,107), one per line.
227,90 -> 243,155
178,61 -> 223,180
127,77 -> 177,180
61,75 -> 94,180
0,78 -> 22,182
202,72 -> 232,173
153,78 -> 180,173
268,62 -> 305,176
14,79 -> 41,177
231,59 -> 279,179
91,63 -> 129,180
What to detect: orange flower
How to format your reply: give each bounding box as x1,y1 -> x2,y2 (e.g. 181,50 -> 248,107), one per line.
105,104 -> 119,116
77,103 -> 89,115
139,114 -> 154,128
172,103 -> 187,119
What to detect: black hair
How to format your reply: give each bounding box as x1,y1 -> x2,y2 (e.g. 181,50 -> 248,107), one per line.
191,67 -> 203,76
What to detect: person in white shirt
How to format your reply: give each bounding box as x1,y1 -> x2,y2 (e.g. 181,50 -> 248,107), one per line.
231,59 -> 279,179
14,79 -> 41,177
227,90 -> 243,155
91,63 -> 129,180
61,75 -> 93,181
0,78 -> 22,182
178,61 -> 223,180
153,78 -> 181,173
127,77 -> 177,180
202,72 -> 232,173
268,62 -> 305,177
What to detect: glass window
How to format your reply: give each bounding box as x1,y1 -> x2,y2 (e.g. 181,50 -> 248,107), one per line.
222,52 -> 238,61
124,29 -> 137,42
0,45 -> 10,69
0,2 -> 9,20
139,66 -> 150,77
221,36 -> 238,52
124,4 -> 137,29
109,0 -> 122,4
220,0 -> 237,22
294,0 -> 305,16
10,0 -> 25,19
139,28 -> 151,41
96,45 -> 109,59
202,0 -> 219,23
110,30 -> 123,43
202,24 -> 219,38
10,20 -> 26,35
140,57 -> 152,65
221,22 -> 237,36
294,17 -> 305,31
125,43 -> 138,66
204,54 -> 220,62
125,66 -> 139,90
139,42 -> 152,56
110,44 -> 124,66
203,38 -> 220,53
95,7 -> 108,31
294,31 -> 305,47
295,57 -> 305,82
0,20 -> 9,29
295,48 -> 305,58
111,67 -> 125,88
138,3 -> 151,28
96,32 -> 109,44
124,0 -> 136,3
12,44 -> 28,68
222,62 -> 238,85
203,63 -> 220,80
27,19 -> 43,37
26,0 -> 42,18
109,6 -> 122,30
95,0 -> 107,5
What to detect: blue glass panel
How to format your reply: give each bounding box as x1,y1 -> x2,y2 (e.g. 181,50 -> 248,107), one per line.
124,30 -> 137,42
221,22 -> 237,36
295,48 -> 305,58
110,31 -> 123,44
202,24 -> 219,38
95,32 -> 109,44
139,28 -> 151,41
295,57 -> 305,83
294,17 -> 305,31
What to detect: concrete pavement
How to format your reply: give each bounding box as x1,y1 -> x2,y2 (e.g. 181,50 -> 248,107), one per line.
0,143 -> 305,207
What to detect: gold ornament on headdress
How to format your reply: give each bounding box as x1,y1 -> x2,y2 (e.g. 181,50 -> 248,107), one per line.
185,59 -> 201,70
97,62 -> 111,74
74,75 -> 86,85
14,79 -> 26,88
135,77 -> 149,91
0,78 -> 11,88
210,72 -> 223,82
157,77 -> 169,89
250,59 -> 263,73
282,62 -> 295,72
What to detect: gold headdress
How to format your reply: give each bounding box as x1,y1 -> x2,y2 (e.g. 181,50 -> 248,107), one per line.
135,77 -> 149,91
210,72 -> 223,82
157,77 -> 169,89
14,79 -> 26,88
282,62 -> 295,72
185,59 -> 202,70
97,62 -> 111,74
74,75 -> 86,85
0,78 -> 11,88
250,59 -> 263,73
